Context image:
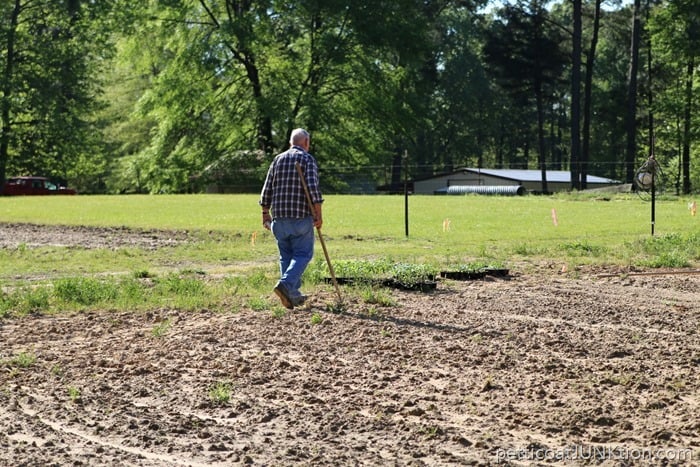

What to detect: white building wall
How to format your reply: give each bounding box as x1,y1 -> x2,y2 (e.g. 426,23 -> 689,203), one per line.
414,173 -> 517,194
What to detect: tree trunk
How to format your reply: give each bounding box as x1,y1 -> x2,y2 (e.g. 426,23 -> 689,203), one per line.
581,0 -> 602,190
536,88 -> 548,194
645,0 -> 654,163
681,56 -> 694,194
570,0 -> 582,190
243,62 -> 273,154
624,0 -> 641,183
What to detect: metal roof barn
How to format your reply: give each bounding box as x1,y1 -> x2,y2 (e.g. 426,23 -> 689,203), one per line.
412,168 -> 621,195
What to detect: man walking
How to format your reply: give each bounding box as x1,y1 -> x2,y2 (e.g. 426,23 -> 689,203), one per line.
260,128 -> 323,309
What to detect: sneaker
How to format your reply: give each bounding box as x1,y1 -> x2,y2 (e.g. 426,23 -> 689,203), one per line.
274,283 -> 294,309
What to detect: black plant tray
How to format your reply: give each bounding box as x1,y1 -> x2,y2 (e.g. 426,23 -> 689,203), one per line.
439,268 -> 509,280
324,277 -> 437,292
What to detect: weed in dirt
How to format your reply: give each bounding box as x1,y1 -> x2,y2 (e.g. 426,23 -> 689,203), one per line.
271,307 -> 286,319
325,300 -> 346,314
422,425 -> 442,439
133,269 -> 153,279
5,351 -> 36,368
605,372 -> 634,387
208,381 -> 232,405
366,306 -> 384,320
51,365 -> 63,377
310,312 -> 323,325
642,251 -> 691,268
360,287 -> 395,307
247,297 -> 269,311
667,378 -> 687,392
151,319 -> 172,338
68,386 -> 81,403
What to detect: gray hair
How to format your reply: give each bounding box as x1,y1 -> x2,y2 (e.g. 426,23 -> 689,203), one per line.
289,128 -> 310,145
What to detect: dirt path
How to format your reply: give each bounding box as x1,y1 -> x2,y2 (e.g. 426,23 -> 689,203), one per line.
0,222 -> 192,250
1,224 -> 698,465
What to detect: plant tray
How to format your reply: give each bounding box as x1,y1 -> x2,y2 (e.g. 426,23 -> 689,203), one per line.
324,277 -> 437,292
439,268 -> 509,280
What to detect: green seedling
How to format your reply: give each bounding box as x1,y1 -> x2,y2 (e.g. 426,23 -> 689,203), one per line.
310,312 -> 323,325
68,386 -> 81,402
208,381 -> 232,405
8,351 -> 36,368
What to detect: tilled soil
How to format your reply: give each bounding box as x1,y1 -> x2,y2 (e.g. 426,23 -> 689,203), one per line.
0,223 -> 192,250
1,225 -> 699,466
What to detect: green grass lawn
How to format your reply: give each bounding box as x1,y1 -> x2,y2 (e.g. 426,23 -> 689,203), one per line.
1,192 -> 698,316
1,193 -> 699,262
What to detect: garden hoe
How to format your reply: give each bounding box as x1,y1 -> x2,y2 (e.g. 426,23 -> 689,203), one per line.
295,162 -> 343,305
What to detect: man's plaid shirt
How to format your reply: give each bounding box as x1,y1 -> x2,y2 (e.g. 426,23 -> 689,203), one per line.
259,146 -> 323,219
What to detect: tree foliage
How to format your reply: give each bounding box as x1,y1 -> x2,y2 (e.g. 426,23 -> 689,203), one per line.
1,0 -> 698,194
0,0 -> 126,190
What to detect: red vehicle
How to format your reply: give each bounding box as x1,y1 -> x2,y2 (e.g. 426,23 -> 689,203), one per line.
0,176 -> 77,196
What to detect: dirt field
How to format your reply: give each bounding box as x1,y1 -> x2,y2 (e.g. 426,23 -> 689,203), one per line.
1,224 -> 698,466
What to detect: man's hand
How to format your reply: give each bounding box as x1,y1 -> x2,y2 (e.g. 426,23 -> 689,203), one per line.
262,212 -> 272,230
313,204 -> 323,229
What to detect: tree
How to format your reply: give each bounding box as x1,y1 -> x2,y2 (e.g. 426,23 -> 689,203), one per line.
0,0 -> 20,185
648,0 -> 699,194
624,0 -> 642,183
484,0 -> 568,192
0,0 -> 120,191
580,0 -> 603,189
115,0 -> 448,193
570,0 -> 582,190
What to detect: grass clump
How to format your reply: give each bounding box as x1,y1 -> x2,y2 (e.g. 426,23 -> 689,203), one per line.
632,233 -> 700,268
0,285 -> 51,317
271,307 -> 287,319
154,273 -> 205,297
208,381 -> 232,405
247,297 -> 270,311
4,351 -> 37,368
310,312 -> 323,325
152,271 -> 220,311
360,287 -> 396,307
68,386 -> 82,403
54,277 -> 119,307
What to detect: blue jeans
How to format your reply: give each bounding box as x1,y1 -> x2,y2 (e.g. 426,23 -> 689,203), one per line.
271,217 -> 314,300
